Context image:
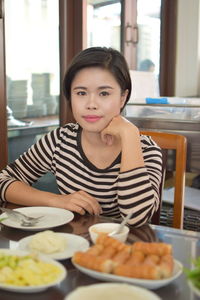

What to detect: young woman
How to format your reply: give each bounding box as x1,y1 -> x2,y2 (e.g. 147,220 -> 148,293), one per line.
0,47 -> 162,226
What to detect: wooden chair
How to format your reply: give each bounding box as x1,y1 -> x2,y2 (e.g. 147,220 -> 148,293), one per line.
140,130 -> 187,229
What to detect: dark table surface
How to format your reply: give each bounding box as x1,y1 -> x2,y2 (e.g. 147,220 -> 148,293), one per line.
0,204 -> 200,300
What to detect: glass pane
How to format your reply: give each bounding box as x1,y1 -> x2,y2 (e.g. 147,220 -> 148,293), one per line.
5,0 -> 59,130
4,0 -> 60,192
87,0 -> 122,51
136,0 -> 161,77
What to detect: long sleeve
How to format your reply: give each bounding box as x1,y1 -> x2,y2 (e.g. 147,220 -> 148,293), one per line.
0,127 -> 61,202
118,135 -> 162,226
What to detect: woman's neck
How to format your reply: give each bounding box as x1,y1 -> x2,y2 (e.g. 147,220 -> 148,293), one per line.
81,130 -> 105,147
81,129 -> 121,169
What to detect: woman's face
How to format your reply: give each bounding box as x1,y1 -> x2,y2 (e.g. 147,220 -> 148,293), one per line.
71,67 -> 128,133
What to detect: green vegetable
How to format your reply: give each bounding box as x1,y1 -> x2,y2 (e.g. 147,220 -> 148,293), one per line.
184,257 -> 200,289
0,217 -> 7,223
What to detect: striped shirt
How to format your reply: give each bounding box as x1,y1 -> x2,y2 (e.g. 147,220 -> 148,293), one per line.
0,123 -> 162,227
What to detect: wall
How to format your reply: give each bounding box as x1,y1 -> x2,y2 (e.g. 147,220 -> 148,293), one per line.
175,0 -> 200,97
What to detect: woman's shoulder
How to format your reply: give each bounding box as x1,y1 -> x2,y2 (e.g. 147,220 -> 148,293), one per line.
52,123 -> 79,138
60,122 -> 79,133
140,133 -> 160,149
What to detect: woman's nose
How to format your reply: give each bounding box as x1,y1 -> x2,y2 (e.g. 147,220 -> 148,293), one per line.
86,94 -> 98,109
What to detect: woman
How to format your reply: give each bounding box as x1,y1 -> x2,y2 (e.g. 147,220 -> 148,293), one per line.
0,47 -> 162,226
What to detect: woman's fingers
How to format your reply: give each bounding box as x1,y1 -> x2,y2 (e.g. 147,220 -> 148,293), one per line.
101,133 -> 114,145
79,191 -> 102,215
62,190 -> 102,215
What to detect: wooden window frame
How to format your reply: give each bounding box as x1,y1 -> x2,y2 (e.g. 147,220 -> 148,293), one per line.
159,0 -> 177,96
0,0 -> 8,170
59,0 -> 87,125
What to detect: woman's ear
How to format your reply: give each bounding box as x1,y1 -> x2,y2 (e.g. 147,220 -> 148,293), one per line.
120,89 -> 129,109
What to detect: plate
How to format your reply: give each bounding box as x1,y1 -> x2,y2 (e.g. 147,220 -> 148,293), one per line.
73,259 -> 183,290
0,207 -> 74,231
65,283 -> 161,300
0,248 -> 67,293
18,233 -> 90,260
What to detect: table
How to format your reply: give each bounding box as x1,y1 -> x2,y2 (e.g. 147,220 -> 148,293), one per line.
0,206 -> 200,300
8,116 -> 58,162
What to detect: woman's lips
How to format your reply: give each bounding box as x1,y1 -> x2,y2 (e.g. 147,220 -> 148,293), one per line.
83,115 -> 102,123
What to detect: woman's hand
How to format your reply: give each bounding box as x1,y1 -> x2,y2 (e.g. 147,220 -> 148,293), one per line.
55,190 -> 102,216
101,115 -> 139,145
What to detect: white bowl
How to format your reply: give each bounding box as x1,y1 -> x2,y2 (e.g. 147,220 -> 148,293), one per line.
89,222 -> 129,244
65,283 -> 161,300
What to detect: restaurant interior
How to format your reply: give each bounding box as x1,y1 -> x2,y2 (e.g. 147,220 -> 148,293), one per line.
0,0 -> 200,299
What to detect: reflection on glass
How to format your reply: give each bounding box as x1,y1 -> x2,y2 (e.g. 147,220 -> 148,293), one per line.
136,0 -> 161,77
87,0 -> 122,51
4,0 -> 60,125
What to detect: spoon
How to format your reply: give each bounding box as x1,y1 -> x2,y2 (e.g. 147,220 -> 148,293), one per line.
109,212 -> 132,236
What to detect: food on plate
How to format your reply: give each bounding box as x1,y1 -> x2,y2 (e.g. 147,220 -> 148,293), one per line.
73,233 -> 174,280
0,252 -> 63,286
86,244 -> 104,256
114,263 -> 161,279
28,230 -> 66,254
73,252 -> 113,273
96,233 -> 130,252
132,241 -> 172,256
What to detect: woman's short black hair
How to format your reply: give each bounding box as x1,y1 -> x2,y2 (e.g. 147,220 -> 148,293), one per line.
63,47 -> 132,111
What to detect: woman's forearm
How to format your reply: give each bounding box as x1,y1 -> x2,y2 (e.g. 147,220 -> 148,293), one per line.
120,126 -> 144,173
5,181 -> 59,207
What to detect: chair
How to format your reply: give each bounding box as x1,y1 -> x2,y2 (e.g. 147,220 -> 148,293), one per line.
140,130 -> 187,229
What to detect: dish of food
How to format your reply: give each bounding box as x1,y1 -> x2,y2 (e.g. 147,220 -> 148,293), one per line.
72,234 -> 183,289
65,283 -> 161,300
18,232 -> 90,260
89,223 -> 129,243
73,259 -> 183,290
1,207 -> 74,230
0,249 -> 67,292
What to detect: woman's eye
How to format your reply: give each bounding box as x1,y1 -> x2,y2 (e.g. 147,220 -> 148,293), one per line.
77,91 -> 86,96
100,91 -> 109,96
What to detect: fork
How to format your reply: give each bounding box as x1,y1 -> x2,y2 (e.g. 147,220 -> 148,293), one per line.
0,207 -> 44,226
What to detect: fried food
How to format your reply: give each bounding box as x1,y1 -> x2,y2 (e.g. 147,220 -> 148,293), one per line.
114,263 -> 161,279
132,241 -> 172,256
73,233 -> 174,280
73,252 -> 113,273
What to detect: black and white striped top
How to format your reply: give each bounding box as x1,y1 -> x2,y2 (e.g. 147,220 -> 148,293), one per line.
0,123 -> 162,227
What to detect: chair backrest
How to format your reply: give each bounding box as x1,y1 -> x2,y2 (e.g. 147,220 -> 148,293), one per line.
140,130 -> 187,229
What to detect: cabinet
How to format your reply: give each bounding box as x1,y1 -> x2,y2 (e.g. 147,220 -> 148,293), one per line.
126,100 -> 200,173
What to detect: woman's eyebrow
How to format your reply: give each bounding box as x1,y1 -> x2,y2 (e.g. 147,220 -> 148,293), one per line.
72,86 -> 87,90
98,86 -> 114,90
72,86 -> 114,90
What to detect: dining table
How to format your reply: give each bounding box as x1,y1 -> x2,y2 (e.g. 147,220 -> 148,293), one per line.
0,203 -> 200,300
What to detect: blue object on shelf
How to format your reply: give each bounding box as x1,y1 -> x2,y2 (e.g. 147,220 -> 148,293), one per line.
145,97 -> 169,104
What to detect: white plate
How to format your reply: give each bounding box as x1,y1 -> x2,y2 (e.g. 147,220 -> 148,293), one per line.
65,283 -> 161,300
1,207 -> 74,230
73,259 -> 183,290
18,233 -> 90,260
0,248 -> 67,293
